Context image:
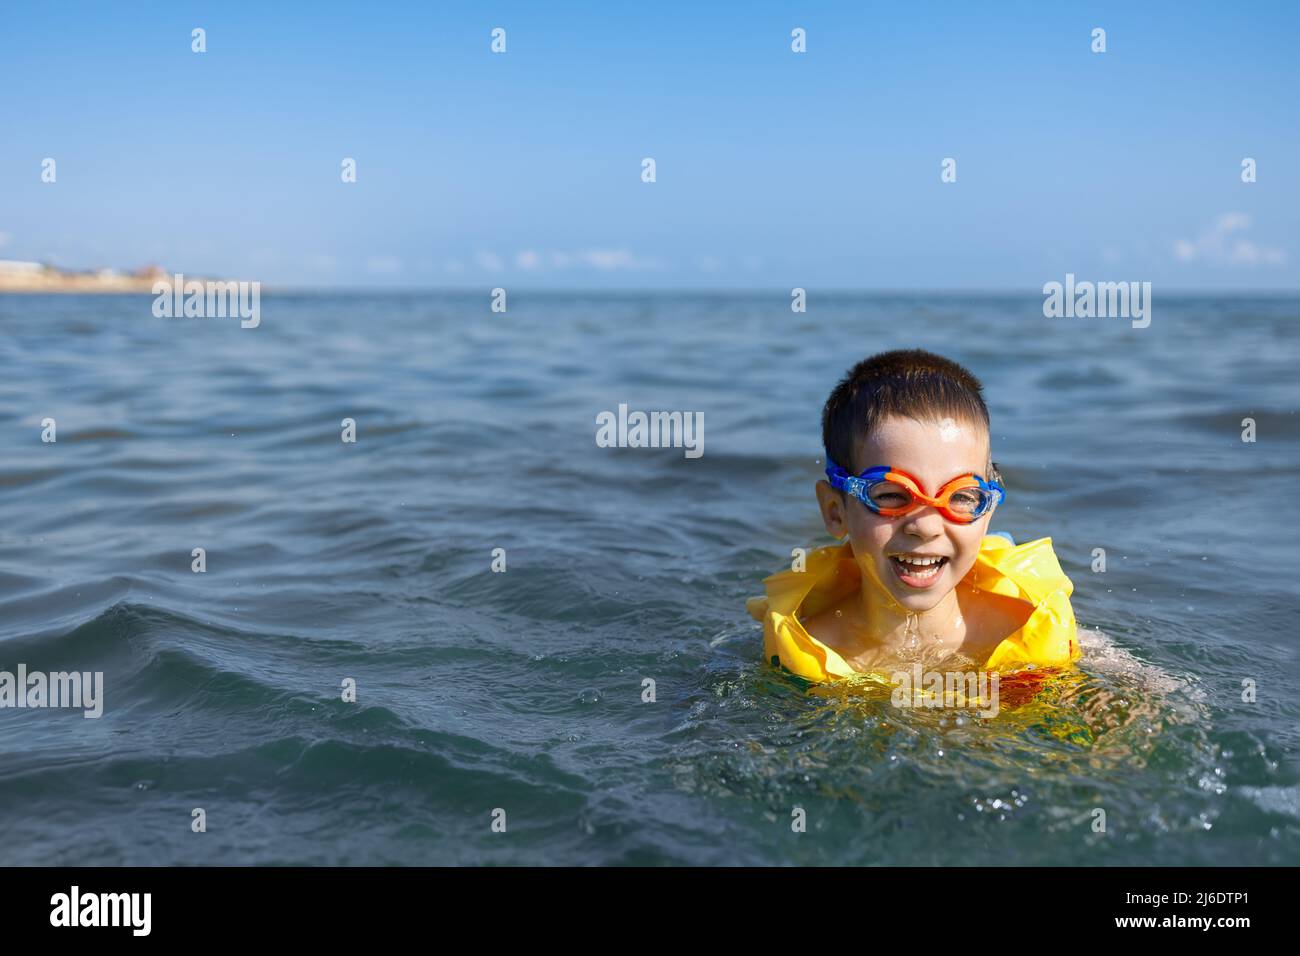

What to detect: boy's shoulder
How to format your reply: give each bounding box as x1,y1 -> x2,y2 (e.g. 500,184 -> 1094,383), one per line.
797,596 -> 858,660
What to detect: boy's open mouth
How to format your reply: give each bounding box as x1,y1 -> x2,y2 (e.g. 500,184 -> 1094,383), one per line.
888,553 -> 949,589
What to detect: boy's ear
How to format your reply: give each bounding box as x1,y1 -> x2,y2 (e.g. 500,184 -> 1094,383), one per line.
815,480 -> 850,540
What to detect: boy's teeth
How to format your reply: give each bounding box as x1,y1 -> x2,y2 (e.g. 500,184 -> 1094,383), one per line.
897,555 -> 944,566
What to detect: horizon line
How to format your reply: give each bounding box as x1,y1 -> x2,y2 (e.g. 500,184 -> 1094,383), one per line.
5,285 -> 1298,297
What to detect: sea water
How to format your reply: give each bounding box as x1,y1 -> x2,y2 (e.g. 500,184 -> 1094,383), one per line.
0,291 -> 1297,865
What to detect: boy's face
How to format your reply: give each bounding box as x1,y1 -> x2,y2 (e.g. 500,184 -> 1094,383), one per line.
815,414 -> 994,613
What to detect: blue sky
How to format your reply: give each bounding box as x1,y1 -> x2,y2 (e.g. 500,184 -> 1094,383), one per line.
2,1 -> 1296,289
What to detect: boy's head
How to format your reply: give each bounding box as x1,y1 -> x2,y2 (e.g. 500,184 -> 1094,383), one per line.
814,349 -> 1001,613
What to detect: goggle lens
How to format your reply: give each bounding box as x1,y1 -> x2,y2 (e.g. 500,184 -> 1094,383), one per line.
944,486 -> 993,518
866,481 -> 914,511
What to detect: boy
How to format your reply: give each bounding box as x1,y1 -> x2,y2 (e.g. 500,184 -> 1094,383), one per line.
748,349 -> 1080,683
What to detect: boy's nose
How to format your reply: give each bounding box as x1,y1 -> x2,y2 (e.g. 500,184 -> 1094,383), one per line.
901,506 -> 946,537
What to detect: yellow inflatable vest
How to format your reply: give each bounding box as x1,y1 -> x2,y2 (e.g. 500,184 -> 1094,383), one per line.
747,535 -> 1080,683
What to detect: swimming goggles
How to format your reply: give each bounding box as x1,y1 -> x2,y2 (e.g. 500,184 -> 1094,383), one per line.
825,457 -> 1005,524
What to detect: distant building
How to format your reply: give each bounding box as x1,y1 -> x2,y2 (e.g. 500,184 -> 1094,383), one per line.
0,260 -> 46,274
0,260 -> 192,292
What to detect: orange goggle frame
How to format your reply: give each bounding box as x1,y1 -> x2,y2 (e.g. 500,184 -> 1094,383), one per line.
825,461 -> 1005,524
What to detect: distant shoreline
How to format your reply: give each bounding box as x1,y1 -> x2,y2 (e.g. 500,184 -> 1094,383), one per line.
0,281 -> 163,293
2,265 -> 1298,298
0,261 -> 176,293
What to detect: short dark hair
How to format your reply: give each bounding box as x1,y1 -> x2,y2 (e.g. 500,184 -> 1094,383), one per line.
821,349 -> 998,479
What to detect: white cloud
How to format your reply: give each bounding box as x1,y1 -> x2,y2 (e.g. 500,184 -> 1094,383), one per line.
457,248 -> 660,274
1217,212 -> 1251,232
579,248 -> 642,271
1173,213 -> 1286,267
569,248 -> 661,271
0,231 -> 10,249
365,256 -> 403,275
